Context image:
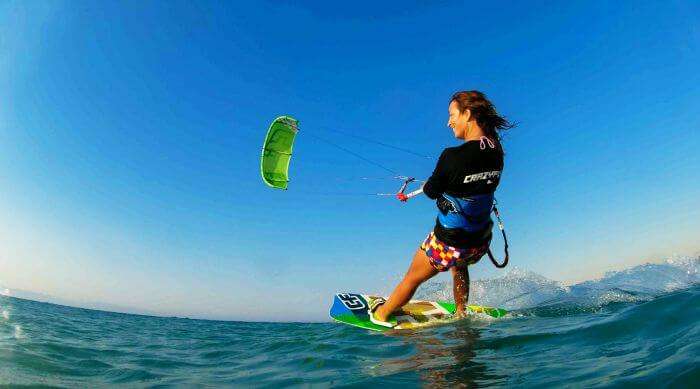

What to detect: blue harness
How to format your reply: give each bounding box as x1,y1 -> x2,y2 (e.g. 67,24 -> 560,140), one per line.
437,193 -> 494,232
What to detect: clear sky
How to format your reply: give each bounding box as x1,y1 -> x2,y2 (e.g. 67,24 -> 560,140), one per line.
1,1 -> 699,321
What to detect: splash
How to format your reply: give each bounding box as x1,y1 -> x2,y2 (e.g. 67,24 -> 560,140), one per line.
416,256 -> 699,314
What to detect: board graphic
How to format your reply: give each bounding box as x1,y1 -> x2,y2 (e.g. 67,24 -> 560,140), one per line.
329,293 -> 507,331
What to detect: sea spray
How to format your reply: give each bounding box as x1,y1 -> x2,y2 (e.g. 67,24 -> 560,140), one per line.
417,256 -> 699,311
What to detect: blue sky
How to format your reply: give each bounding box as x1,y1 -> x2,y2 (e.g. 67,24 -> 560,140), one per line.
1,1 -> 699,321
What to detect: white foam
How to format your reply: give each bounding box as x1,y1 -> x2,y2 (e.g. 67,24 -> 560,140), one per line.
14,325 -> 23,339
416,256 -> 700,311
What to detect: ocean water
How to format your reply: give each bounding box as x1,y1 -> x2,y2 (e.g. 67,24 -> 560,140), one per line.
1,257 -> 698,387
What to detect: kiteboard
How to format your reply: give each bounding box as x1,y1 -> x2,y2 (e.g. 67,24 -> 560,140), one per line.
329,293 -> 507,332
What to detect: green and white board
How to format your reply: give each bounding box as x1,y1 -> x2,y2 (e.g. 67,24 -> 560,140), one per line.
329,293 -> 507,332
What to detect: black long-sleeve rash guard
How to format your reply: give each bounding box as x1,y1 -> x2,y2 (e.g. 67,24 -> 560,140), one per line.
423,139 -> 504,247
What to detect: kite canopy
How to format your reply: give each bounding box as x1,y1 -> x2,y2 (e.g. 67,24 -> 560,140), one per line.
260,116 -> 299,190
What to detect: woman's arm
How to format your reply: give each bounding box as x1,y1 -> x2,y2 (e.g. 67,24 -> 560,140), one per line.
422,150 -> 450,199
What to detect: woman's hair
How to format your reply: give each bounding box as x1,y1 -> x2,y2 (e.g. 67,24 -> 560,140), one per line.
450,91 -> 515,141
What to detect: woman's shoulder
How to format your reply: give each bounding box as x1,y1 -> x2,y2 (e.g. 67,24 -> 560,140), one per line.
438,145 -> 462,163
444,141 -> 479,154
440,141 -> 503,163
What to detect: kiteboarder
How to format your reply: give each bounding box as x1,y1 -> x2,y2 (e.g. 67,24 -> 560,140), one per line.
369,91 -> 514,327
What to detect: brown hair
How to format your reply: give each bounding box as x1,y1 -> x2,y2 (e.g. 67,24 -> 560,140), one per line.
450,91 -> 515,142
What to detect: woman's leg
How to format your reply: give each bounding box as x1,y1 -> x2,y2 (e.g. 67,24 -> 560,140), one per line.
451,265 -> 470,316
374,248 -> 439,322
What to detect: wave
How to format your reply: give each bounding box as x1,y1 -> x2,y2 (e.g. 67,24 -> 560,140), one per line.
416,255 -> 699,317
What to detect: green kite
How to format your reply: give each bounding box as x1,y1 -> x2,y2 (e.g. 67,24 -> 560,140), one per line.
260,116 -> 299,190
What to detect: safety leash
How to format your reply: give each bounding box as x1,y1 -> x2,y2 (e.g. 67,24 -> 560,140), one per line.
487,199 -> 509,268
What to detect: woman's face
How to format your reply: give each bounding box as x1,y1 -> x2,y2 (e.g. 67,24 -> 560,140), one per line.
447,101 -> 469,140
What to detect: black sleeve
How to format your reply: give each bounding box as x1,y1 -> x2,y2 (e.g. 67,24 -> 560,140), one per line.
423,150 -> 449,199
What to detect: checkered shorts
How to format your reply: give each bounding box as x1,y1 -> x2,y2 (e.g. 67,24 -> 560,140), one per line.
421,231 -> 489,272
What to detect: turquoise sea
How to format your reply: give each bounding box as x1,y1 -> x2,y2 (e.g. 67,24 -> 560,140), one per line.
1,258 -> 698,387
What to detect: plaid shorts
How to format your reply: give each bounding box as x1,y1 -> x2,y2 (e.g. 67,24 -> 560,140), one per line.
421,231 -> 489,272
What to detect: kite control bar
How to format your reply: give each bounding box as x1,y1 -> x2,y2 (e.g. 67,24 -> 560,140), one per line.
397,176 -> 414,195
375,176 -> 424,201
395,176 -> 423,202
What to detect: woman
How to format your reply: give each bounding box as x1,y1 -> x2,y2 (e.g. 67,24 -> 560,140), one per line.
370,90 -> 513,327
